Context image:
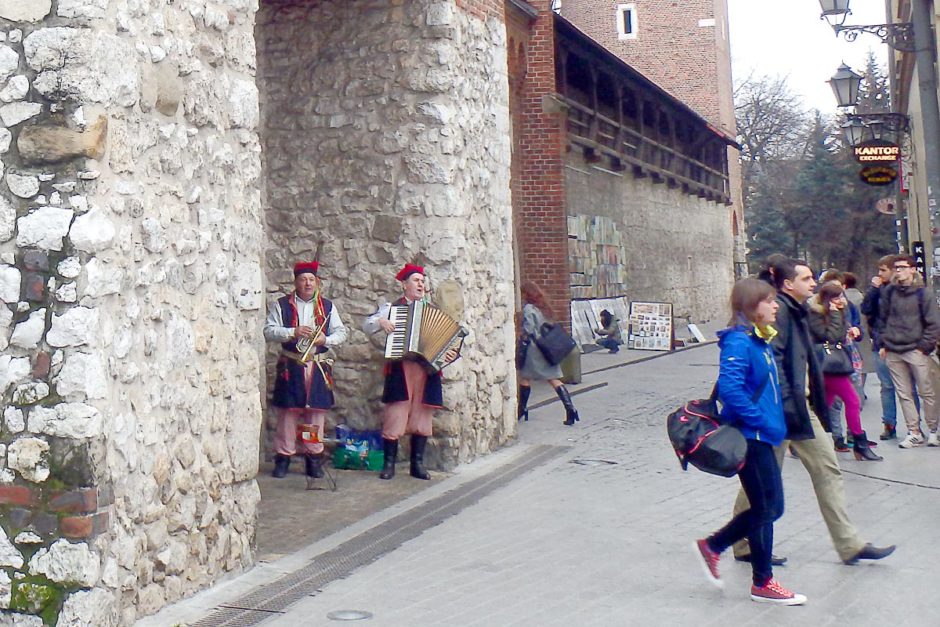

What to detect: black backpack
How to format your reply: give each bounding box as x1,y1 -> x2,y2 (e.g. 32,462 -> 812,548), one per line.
666,380 -> 765,478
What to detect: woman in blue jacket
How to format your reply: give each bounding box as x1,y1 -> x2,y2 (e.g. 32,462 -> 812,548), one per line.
693,279 -> 807,605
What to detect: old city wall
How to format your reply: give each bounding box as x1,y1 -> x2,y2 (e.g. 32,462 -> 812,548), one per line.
565,151 -> 733,323
0,0 -> 264,625
257,0 -> 516,468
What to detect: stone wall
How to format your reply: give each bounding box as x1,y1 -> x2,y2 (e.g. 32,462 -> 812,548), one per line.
256,0 -> 516,468
0,0 -> 263,624
565,151 -> 733,323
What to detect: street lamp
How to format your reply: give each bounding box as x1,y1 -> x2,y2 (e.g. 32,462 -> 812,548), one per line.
818,0 -> 850,27
829,62 -> 862,108
840,118 -> 866,147
817,0 -> 917,52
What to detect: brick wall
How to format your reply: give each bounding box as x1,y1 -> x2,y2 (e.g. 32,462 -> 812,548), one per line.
506,1 -> 572,327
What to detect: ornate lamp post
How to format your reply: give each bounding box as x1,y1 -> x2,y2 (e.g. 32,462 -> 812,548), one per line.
817,0 -> 917,52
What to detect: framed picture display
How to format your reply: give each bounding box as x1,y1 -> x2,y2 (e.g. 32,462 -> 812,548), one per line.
627,301 -> 673,351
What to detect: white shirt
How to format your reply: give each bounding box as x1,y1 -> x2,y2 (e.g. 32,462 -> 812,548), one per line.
264,294 -> 348,348
363,301 -> 394,335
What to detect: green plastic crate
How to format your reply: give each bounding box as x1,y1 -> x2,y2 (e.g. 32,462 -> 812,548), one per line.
333,448 -> 384,472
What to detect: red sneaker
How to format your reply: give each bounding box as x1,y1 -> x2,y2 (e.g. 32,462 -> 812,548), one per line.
750,578 -> 807,605
693,539 -> 723,588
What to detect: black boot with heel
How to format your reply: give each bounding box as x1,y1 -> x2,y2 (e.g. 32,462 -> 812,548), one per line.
556,385 -> 580,426
518,385 -> 531,421
853,431 -> 883,461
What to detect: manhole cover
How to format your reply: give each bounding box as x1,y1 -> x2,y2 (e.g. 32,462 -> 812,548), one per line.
327,610 -> 374,621
570,459 -> 618,466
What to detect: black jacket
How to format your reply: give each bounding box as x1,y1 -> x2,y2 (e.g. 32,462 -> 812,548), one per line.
771,292 -> 830,440
860,284 -> 883,348
875,274 -> 940,354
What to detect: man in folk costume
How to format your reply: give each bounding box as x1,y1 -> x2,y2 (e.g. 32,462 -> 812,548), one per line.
264,261 -> 348,479
363,263 -> 459,481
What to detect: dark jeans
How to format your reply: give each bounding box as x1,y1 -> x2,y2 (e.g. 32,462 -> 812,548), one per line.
707,440 -> 784,586
597,337 -> 620,352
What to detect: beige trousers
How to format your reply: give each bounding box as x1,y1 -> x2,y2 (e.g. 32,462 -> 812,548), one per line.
885,349 -> 940,434
732,412 -> 865,562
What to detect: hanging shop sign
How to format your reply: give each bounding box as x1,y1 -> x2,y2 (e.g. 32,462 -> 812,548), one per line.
853,139 -> 900,164
859,165 -> 898,186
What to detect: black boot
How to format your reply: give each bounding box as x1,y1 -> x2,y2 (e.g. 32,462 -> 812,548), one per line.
518,385 -> 531,421
853,431 -> 883,461
305,453 -> 324,478
272,454 -> 290,478
833,436 -> 849,452
410,434 -> 431,480
556,385 -> 580,425
379,438 -> 398,480
843,543 -> 896,565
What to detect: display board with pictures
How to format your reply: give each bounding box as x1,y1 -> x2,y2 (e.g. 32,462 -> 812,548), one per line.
627,301 -> 673,351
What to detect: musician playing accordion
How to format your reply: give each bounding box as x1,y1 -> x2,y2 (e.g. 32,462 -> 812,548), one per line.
264,261 -> 347,481
363,263 -> 460,481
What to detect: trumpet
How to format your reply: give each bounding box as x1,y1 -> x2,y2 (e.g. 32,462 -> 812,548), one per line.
296,317 -> 329,364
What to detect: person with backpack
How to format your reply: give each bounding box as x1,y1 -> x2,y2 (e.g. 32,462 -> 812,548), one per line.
693,278 -> 805,604
875,255 -> 940,448
730,256 -> 894,567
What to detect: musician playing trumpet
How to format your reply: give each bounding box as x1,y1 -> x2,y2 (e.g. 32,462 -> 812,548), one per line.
364,263 -> 459,481
264,261 -> 347,481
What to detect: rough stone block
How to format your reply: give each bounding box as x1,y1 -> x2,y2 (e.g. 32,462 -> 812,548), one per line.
31,351 -> 50,378
27,539 -> 100,587
0,101 -> 42,127
47,486 -> 97,513
7,437 -> 49,483
0,264 -> 20,301
0,195 -> 13,242
10,309 -> 46,350
16,207 -> 73,250
0,0 -> 52,22
47,307 -> 98,347
17,116 -> 108,165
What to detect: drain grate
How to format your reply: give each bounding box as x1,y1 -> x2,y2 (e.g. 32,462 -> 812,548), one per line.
191,444 -> 568,626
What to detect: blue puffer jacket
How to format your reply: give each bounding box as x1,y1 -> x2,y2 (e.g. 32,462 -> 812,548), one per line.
716,325 -> 787,446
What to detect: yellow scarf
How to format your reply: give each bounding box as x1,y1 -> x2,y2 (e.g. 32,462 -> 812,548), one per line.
754,324 -> 777,342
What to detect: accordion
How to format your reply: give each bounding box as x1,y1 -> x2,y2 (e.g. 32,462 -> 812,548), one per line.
384,301 -> 467,372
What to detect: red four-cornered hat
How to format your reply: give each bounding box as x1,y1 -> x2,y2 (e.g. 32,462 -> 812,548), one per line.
293,261 -> 319,276
395,263 -> 425,281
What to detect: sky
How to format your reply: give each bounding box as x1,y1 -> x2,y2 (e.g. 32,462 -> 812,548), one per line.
727,0 -> 890,114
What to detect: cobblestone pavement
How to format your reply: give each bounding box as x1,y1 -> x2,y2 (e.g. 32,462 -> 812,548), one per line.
146,344 -> 940,626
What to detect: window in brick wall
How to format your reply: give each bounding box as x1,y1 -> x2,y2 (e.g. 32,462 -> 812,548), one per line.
616,4 -> 637,40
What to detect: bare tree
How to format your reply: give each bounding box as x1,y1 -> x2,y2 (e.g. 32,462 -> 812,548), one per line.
734,73 -> 812,196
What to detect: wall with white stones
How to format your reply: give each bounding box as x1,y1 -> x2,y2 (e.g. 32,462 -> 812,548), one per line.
0,1 -> 263,624
257,0 -> 517,468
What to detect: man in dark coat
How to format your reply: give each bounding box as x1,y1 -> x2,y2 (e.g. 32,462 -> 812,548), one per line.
732,257 -> 894,566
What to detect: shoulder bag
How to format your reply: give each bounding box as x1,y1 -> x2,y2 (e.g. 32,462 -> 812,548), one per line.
535,323 -> 577,366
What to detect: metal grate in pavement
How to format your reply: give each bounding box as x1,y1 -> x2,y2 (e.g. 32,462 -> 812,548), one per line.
191,444 -> 568,627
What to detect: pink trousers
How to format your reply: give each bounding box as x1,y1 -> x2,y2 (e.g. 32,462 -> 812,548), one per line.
382,360 -> 434,440
274,361 -> 326,455
823,374 -> 862,436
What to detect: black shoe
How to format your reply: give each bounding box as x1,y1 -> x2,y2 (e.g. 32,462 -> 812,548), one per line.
853,431 -> 883,462
843,543 -> 896,565
379,438 -> 398,480
410,434 -> 431,480
833,436 -> 849,452
305,453 -> 324,478
272,454 -> 290,478
734,553 -> 788,566
879,426 -> 897,441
